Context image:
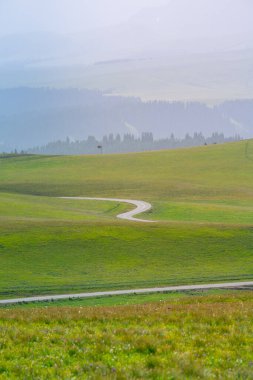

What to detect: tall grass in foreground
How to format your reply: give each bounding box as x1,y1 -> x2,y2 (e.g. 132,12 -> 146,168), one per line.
0,293 -> 253,379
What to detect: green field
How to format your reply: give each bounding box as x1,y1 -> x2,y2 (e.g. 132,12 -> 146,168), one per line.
1,292 -> 253,379
1,140 -> 253,298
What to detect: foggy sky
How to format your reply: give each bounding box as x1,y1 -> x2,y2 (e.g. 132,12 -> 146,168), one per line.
0,0 -> 168,36
0,0 -> 251,103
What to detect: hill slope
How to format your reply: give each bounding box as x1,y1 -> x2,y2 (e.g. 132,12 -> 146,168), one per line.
1,140 -> 253,200
1,141 -> 253,298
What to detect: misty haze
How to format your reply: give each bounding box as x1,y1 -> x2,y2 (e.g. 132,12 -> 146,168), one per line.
0,0 -> 252,152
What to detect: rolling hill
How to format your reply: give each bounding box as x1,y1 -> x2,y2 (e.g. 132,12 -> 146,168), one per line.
0,140 -> 253,298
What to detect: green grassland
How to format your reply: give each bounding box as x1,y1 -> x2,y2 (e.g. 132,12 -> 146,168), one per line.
1,140 -> 253,298
147,199 -> 253,224
1,220 -> 253,298
0,192 -> 129,222
1,141 -> 253,201
0,292 -> 253,379
1,141 -> 253,379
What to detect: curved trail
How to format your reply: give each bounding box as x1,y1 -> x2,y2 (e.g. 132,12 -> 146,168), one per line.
1,282 -> 253,305
59,197 -> 155,223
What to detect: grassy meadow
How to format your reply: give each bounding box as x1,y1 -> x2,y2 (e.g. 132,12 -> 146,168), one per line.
1,140 -> 253,297
1,141 -> 253,379
0,292 -> 253,379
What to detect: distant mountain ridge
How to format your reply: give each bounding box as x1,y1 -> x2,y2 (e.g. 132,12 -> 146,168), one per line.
0,88 -> 252,152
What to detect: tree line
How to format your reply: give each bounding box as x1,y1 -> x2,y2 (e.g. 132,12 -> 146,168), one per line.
27,132 -> 241,155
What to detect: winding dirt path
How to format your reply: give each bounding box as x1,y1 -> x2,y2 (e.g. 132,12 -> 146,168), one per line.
59,197 -> 155,222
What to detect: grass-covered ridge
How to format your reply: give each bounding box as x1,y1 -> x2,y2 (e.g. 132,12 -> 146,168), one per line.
1,292 -> 253,379
1,140 -> 253,298
1,140 -> 253,201
1,140 -> 253,224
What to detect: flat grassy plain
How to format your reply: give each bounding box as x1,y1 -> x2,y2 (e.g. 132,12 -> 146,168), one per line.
0,292 -> 253,379
1,140 -> 253,297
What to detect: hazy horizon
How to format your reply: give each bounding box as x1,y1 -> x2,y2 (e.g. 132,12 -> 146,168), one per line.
0,0 -> 252,102
0,0 -> 168,36
0,0 -> 252,150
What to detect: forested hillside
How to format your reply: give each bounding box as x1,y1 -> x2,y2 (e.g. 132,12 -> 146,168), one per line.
0,88 -> 251,152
